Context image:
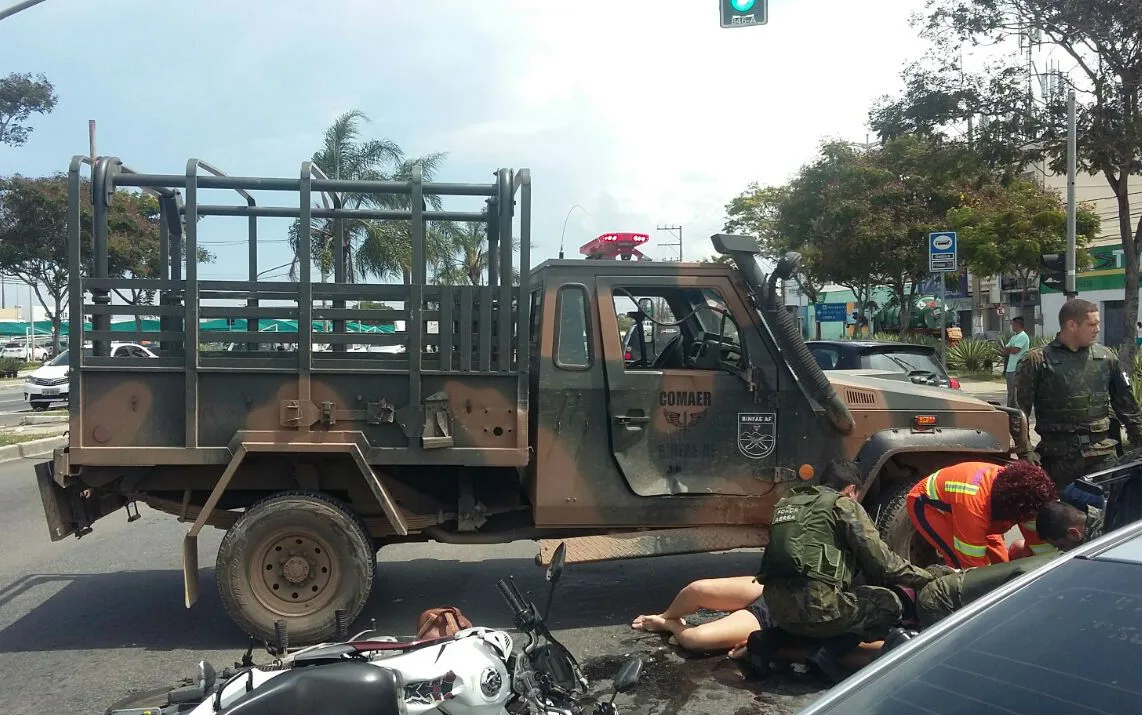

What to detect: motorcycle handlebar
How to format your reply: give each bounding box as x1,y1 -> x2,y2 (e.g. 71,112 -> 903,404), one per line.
496,578 -> 529,618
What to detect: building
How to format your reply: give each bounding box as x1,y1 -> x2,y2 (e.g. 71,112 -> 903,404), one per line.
1031,166 -> 1142,347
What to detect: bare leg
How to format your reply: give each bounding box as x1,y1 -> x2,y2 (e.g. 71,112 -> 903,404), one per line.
632,576 -> 763,631
667,609 -> 762,653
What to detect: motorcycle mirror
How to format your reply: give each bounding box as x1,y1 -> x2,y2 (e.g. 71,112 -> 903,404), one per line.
547,542 -> 567,585
613,657 -> 643,693
197,660 -> 217,695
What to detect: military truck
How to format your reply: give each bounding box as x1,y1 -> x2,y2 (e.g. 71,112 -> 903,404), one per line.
35,155 -> 1026,645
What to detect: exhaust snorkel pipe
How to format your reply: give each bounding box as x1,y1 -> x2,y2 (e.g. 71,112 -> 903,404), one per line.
711,234 -> 855,436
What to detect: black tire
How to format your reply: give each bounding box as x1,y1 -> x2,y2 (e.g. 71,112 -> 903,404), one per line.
871,478 -> 940,567
216,490 -> 375,646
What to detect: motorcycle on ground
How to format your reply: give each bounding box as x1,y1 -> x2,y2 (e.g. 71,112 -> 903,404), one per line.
106,543 -> 642,715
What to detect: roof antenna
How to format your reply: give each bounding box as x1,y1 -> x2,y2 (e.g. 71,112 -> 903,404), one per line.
560,204 -> 586,260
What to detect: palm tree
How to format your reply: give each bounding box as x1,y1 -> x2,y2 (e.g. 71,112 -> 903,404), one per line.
355,154 -> 453,284
287,109 -> 405,282
432,220 -> 530,287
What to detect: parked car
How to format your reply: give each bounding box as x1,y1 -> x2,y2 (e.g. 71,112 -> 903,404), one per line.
1,341 -> 49,362
798,462 -> 1142,715
807,340 -> 961,390
24,343 -> 157,410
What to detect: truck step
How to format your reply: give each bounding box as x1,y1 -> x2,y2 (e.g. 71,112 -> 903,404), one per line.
536,526 -> 768,566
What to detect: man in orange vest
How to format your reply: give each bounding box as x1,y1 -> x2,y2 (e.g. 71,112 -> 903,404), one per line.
906,461 -> 1057,569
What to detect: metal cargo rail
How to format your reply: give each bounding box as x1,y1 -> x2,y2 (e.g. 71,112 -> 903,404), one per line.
64,155 -> 531,468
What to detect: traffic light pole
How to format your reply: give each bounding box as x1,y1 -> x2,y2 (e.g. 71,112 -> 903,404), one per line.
1065,90 -> 1077,300
0,0 -> 48,21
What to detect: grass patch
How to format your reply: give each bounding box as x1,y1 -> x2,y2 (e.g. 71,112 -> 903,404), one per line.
0,432 -> 59,447
960,371 -> 1005,382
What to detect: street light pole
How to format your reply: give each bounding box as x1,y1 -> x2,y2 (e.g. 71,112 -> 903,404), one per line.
0,0 -> 49,21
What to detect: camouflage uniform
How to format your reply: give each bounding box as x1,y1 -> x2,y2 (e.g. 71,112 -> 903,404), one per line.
758,486 -> 936,642
1013,337 -> 1142,492
916,505 -> 1105,628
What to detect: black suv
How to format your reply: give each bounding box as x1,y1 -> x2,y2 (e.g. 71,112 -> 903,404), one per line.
806,340 -> 960,390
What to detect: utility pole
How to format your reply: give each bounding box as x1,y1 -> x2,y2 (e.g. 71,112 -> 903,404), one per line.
1065,90 -> 1077,300
0,0 -> 47,21
656,224 -> 682,262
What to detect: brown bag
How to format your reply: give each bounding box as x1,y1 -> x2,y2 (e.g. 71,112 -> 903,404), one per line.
416,607 -> 472,640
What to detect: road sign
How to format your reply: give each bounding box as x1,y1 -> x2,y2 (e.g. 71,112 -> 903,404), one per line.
928,231 -> 958,273
814,303 -> 849,322
720,0 -> 768,27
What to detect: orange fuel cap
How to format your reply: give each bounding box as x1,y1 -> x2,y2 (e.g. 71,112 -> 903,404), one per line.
798,464 -> 815,480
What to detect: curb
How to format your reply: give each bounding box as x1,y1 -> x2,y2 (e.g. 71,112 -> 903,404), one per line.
19,414 -> 68,426
0,435 -> 67,464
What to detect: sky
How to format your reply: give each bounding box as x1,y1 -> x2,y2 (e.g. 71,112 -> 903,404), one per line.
0,0 -> 933,282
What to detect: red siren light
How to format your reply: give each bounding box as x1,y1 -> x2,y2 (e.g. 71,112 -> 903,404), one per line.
579,232 -> 651,260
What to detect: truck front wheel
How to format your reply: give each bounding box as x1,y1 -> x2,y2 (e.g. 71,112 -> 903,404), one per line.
872,479 -> 941,567
216,491 -> 375,646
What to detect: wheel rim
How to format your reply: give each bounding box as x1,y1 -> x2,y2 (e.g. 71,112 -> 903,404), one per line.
248,528 -> 339,618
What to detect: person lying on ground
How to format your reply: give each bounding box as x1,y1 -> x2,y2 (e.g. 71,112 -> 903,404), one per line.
631,576 -> 770,655
630,575 -> 883,671
907,460 -> 1057,569
915,500 -> 1099,628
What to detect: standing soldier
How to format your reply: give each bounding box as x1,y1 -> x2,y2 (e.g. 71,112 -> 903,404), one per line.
1013,299 -> 1142,503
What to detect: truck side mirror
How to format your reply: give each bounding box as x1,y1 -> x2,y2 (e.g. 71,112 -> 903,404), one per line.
773,252 -> 803,281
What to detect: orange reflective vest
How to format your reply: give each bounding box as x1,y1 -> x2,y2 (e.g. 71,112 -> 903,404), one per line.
907,461 -> 1055,568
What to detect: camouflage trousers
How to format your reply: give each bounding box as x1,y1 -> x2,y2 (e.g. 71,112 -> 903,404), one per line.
916,554 -> 1059,628
1038,445 -> 1117,496
763,580 -> 903,642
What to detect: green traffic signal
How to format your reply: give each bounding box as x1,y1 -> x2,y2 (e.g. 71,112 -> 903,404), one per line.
720,0 -> 767,27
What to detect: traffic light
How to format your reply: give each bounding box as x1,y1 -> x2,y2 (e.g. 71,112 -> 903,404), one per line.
1040,253 -> 1066,290
720,0 -> 768,27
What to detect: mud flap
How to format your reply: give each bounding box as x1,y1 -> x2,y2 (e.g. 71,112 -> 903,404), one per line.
183,534 -> 199,608
536,526 -> 768,566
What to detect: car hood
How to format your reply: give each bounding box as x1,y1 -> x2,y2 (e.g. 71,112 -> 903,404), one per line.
826,371 -> 995,411
29,364 -> 68,379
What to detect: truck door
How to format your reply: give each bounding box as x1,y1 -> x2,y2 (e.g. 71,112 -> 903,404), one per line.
595,276 -> 777,496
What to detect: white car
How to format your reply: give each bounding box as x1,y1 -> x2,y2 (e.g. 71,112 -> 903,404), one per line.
1,343 -> 49,361
24,343 -> 157,410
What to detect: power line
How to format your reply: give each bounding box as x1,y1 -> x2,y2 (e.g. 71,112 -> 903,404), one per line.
656,224 -> 683,261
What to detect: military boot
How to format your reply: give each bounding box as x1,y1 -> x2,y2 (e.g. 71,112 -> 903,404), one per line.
878,627 -> 919,657
740,628 -> 792,679
806,633 -> 862,685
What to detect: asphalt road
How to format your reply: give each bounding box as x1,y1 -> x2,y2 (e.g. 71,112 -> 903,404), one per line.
0,381 -> 66,427
0,454 -> 825,715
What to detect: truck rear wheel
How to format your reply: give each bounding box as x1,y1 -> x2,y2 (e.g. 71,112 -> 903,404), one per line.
216,491 -> 375,646
872,478 -> 940,567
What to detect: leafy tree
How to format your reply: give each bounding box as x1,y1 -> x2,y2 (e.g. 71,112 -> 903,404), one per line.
869,0 -> 1142,360
723,182 -> 823,302
0,72 -> 57,147
771,136 -> 980,328
948,176 -> 1100,304
0,175 -> 210,351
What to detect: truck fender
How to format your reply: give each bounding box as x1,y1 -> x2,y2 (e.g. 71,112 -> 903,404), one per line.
852,428 -> 1007,496
181,440 -> 408,610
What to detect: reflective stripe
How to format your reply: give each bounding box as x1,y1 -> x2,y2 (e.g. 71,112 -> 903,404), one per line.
944,481 -> 980,496
925,473 -> 940,500
953,537 -> 988,558
1030,542 -> 1058,555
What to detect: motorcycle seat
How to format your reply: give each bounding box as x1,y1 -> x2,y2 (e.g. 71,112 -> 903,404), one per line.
221,661 -> 400,715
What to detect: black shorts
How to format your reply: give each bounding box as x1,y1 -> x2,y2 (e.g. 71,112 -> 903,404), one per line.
745,595 -> 775,630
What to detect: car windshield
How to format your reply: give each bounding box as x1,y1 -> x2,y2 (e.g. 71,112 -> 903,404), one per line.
806,556 -> 1142,715
47,350 -> 69,366
864,349 -> 945,376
